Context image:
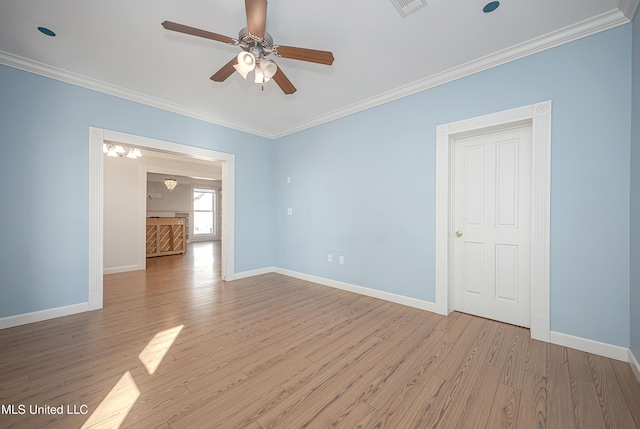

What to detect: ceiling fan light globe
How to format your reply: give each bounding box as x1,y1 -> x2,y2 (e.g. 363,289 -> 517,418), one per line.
236,52 -> 255,73
254,67 -> 265,83
233,64 -> 250,79
261,59 -> 277,79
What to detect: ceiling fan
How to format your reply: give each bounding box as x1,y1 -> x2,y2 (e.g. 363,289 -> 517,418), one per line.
161,0 -> 334,95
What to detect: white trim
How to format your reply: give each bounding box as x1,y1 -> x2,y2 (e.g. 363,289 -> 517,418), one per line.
221,160 -> 235,280
0,303 -> 88,330
550,331 -> 629,362
138,165 -> 148,269
103,265 -> 143,275
629,349 -> 640,382
88,128 -> 104,311
619,0 -> 640,20
273,268 -> 437,312
435,101 -> 552,342
0,9 -> 630,140
0,52 -> 272,139
234,266 -> 276,280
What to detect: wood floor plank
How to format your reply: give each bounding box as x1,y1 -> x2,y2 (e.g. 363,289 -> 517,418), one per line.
524,337 -> 547,377
589,353 -> 629,409
423,319 -> 498,428
610,359 -> 640,427
571,377 -> 607,429
516,370 -> 547,429
1,242 -> 639,429
501,326 -> 529,390
567,347 -> 593,382
453,364 -> 502,429
486,383 -> 520,429
362,329 -> 446,411
368,375 -> 448,429
485,322 -> 515,369
547,360 -> 577,429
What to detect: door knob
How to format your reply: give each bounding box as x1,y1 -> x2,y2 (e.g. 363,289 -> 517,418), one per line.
455,230 -> 463,237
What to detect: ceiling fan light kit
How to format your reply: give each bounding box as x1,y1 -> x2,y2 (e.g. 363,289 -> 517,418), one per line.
161,0 -> 334,95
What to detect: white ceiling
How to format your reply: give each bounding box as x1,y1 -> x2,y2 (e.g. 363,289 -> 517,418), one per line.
0,0 -> 636,138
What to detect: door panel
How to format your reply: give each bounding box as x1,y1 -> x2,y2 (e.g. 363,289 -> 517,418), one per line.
463,242 -> 484,295
453,125 -> 532,327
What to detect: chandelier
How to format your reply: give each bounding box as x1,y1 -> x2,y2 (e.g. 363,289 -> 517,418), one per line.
164,177 -> 178,191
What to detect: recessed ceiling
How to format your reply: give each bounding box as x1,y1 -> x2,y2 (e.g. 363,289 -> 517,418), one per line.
0,0 -> 635,138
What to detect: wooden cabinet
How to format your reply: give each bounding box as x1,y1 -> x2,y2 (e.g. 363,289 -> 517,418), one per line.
146,217 -> 186,258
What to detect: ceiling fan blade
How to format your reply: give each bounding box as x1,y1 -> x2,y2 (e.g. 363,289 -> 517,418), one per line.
161,21 -> 237,45
245,0 -> 267,39
272,67 -> 297,94
273,45 -> 334,65
210,57 -> 239,82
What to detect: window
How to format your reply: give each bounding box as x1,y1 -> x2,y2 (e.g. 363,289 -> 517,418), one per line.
193,188 -> 216,236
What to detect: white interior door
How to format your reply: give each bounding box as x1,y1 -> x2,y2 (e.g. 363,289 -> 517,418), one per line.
453,125 -> 532,327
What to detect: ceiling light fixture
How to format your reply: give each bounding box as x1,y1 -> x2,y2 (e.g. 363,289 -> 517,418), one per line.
233,51 -> 278,89
103,144 -> 142,159
164,177 -> 178,191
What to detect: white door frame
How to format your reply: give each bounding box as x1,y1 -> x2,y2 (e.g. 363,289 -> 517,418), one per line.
434,101 -> 551,341
88,127 -> 236,311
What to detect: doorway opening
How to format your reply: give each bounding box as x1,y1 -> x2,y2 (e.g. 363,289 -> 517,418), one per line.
89,127 -> 236,311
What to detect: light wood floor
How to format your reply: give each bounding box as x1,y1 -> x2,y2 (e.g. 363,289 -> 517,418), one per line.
1,242 -> 639,428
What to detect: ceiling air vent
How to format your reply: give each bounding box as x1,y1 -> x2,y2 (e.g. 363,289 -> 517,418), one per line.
391,0 -> 427,17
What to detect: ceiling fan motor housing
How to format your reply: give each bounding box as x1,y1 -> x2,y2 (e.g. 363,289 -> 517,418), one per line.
238,27 -> 273,57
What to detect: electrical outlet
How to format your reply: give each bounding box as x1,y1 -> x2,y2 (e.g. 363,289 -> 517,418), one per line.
339,256 -> 344,265
327,254 -> 332,263
287,176 -> 291,184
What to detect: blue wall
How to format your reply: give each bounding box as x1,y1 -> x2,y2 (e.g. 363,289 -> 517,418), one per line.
275,25 -> 633,347
631,19 -> 640,361
0,65 -> 274,318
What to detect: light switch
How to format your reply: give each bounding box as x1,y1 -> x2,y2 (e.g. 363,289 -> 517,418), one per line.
287,208 -> 293,215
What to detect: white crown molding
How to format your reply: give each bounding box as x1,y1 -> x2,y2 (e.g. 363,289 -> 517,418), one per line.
0,8 -> 632,140
0,51 -> 274,139
619,0 -> 640,20
273,9 -> 630,138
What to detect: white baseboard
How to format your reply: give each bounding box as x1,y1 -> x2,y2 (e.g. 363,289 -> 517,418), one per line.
0,303 -> 89,330
103,264 -> 143,275
549,330 -> 629,361
233,266 -> 276,280
272,267 -> 437,313
629,349 -> 640,382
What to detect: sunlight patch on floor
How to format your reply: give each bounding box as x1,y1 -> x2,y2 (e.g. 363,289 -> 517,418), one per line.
81,371 -> 140,429
138,325 -> 184,375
